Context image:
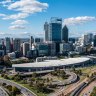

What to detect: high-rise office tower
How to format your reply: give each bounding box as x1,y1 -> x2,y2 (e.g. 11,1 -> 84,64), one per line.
44,22 -> 49,41
23,42 -> 30,56
0,43 -> 5,56
48,17 -> 62,53
13,38 -> 21,52
5,37 -> 11,53
1,39 -> 4,46
87,33 -> 93,43
10,38 -> 13,52
49,17 -> 62,42
83,34 -> 89,46
0,39 -> 6,55
30,36 -> 34,50
62,25 -> 68,43
83,34 -> 93,46
94,35 -> 96,47
44,17 -> 62,42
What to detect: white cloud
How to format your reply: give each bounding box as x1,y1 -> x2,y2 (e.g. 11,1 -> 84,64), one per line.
0,0 -> 48,31
9,25 -> 26,30
0,0 -> 12,4
64,16 -> 96,25
9,19 -> 28,30
0,0 -> 13,7
8,0 -> 48,14
1,0 -> 48,20
11,19 -> 28,25
3,12 -> 29,20
0,13 -> 6,17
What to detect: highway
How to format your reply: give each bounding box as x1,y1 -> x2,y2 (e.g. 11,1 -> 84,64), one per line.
79,81 -> 96,96
78,68 -> 96,96
0,70 -> 77,96
0,78 -> 37,96
70,82 -> 87,96
55,77 -> 88,96
48,71 -> 78,96
51,71 -> 77,86
70,68 -> 96,96
0,87 -> 8,96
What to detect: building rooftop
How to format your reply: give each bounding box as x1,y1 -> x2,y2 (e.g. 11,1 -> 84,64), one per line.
12,57 -> 90,68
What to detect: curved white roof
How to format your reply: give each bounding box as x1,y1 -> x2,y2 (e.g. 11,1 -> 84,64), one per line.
12,57 -> 90,68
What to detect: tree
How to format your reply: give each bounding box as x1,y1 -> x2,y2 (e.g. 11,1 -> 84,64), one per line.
31,77 -> 35,82
36,82 -> 45,92
28,80 -> 33,87
32,72 -> 37,78
6,85 -> 12,91
12,86 -> 21,95
46,77 -> 50,82
14,74 -> 21,81
2,83 -> 6,87
4,74 -> 9,79
3,55 -> 10,61
72,66 -> 76,72
1,73 -> 4,77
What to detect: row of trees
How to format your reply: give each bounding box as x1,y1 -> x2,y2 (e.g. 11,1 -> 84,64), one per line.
51,69 -> 69,79
11,58 -> 33,64
72,67 -> 82,75
2,83 -> 21,96
1,72 -> 54,94
0,55 -> 34,66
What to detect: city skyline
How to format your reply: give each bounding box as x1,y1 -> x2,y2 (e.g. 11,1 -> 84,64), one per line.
0,0 -> 96,38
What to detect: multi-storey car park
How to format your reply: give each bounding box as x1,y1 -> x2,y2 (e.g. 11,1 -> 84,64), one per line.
12,57 -> 90,72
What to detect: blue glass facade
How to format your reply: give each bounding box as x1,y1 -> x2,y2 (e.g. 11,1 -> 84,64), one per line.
50,23 -> 62,42
36,43 -> 49,56
49,18 -> 62,42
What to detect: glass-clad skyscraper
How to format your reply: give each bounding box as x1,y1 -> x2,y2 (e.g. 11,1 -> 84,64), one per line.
62,25 -> 68,43
5,37 -> 11,53
44,22 -> 49,41
49,17 -> 62,42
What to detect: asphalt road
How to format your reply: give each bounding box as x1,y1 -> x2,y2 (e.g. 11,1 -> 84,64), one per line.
79,80 -> 96,96
48,71 -> 78,96
50,71 -> 77,86
0,78 -> 37,96
0,87 -> 8,96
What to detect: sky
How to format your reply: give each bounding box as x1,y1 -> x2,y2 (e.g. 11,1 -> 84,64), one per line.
0,0 -> 96,38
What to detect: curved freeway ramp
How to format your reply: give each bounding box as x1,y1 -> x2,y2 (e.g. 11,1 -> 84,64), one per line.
0,78 -> 37,96
51,71 -> 78,86
48,71 -> 78,96
0,87 -> 8,96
